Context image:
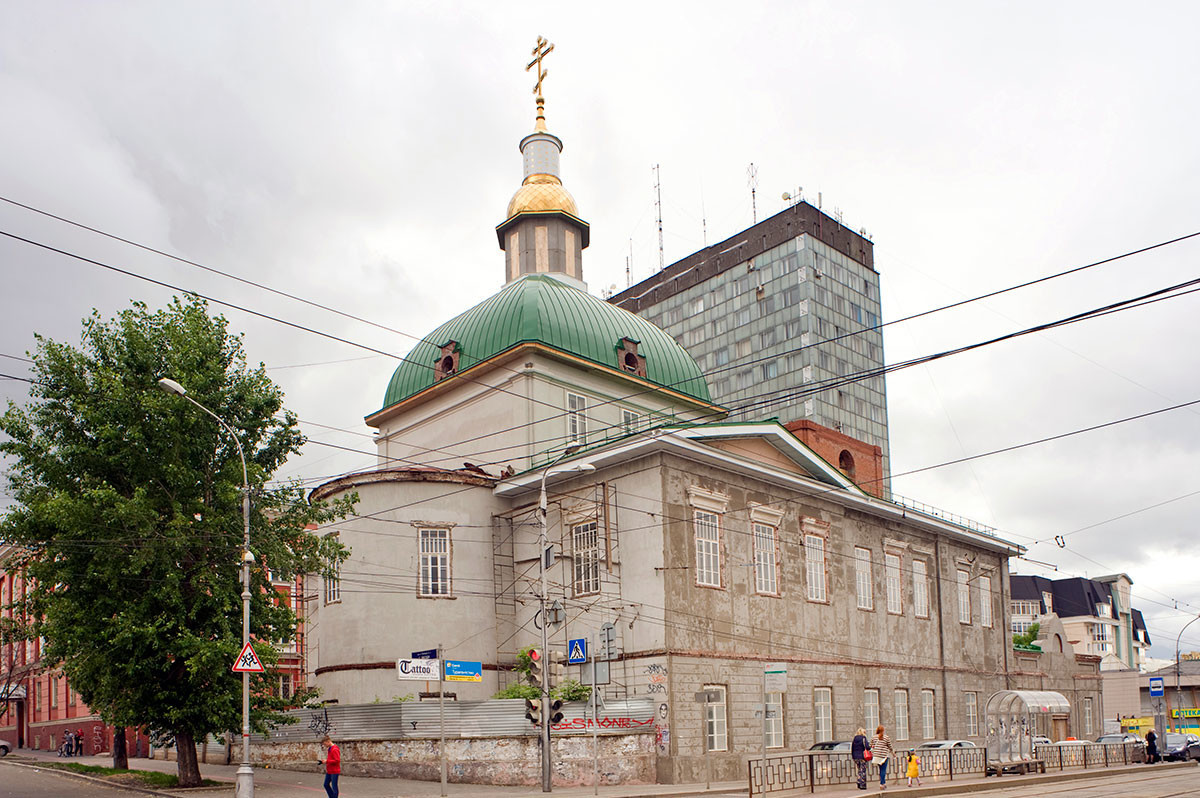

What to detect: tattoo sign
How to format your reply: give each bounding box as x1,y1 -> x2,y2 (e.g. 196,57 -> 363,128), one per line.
232,642 -> 265,673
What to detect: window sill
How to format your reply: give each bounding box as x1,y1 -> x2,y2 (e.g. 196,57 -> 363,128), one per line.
417,594 -> 457,600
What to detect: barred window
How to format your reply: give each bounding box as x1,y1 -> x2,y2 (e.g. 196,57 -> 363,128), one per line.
753,523 -> 778,595
572,520 -> 600,595
885,552 -> 902,614
913,559 -> 929,618
855,547 -> 873,610
805,535 -> 826,602
695,511 -> 721,587
419,528 -> 450,596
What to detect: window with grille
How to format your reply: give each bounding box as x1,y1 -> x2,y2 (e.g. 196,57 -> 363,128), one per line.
979,575 -> 993,628
753,523 -> 778,595
965,692 -> 978,736
958,570 -> 971,624
694,511 -> 721,587
814,687 -> 833,742
765,692 -> 784,748
567,392 -> 588,445
572,520 -> 600,595
419,528 -> 450,596
864,689 -> 880,733
705,684 -> 728,751
921,690 -> 935,739
855,547 -> 873,610
913,559 -> 929,618
885,553 -> 902,614
805,535 -> 826,602
894,689 -> 909,740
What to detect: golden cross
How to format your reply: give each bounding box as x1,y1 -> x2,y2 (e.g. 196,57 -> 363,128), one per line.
526,36 -> 555,99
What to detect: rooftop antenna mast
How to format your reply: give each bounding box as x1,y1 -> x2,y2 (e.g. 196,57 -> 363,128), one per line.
701,181 -> 708,247
747,163 -> 759,224
653,164 -> 665,272
626,238 -> 632,287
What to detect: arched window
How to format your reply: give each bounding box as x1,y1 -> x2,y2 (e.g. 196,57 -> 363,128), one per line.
615,337 -> 647,378
434,340 -> 461,382
838,450 -> 856,479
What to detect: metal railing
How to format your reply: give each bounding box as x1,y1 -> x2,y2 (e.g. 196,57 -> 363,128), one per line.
1032,741 -> 1145,770
890,494 -> 1000,538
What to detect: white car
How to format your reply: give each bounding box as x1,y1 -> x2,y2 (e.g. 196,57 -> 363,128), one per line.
0,739 -> 12,756
917,739 -> 977,749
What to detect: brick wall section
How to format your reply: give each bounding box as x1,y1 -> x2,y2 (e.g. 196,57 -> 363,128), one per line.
785,420 -> 885,497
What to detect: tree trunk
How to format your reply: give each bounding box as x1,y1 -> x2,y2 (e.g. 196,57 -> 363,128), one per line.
174,730 -> 202,788
111,726 -> 128,770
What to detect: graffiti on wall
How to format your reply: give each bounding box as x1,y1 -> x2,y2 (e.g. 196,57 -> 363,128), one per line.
644,663 -> 667,694
308,709 -> 335,737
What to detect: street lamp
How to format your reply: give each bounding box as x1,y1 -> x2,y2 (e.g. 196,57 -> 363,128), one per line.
1176,613 -> 1200,733
537,457 -> 595,792
157,377 -> 255,798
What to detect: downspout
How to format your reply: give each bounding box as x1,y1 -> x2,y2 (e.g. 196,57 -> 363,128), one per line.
934,537 -> 949,736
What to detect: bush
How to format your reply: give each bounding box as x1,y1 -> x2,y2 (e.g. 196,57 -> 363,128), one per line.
493,682 -> 540,700
553,678 -> 592,702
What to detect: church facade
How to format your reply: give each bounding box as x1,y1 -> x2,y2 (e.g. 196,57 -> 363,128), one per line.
302,50 -> 1032,784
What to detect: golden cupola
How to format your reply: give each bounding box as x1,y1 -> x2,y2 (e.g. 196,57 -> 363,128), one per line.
497,36 -> 590,287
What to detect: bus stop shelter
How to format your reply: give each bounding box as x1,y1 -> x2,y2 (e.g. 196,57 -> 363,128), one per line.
985,690 -> 1070,770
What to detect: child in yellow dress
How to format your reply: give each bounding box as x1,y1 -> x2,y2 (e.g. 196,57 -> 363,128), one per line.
905,751 -> 921,787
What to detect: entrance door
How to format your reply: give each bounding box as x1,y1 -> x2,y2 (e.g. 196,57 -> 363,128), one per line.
1052,715 -> 1068,742
16,700 -> 25,748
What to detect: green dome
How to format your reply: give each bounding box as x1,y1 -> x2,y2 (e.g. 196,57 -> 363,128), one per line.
380,274 -> 711,411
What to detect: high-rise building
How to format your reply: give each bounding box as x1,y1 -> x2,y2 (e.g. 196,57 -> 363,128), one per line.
609,203 -> 891,488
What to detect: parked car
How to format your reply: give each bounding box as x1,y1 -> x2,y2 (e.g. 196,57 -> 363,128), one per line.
1161,733 -> 1200,762
1053,738 -> 1092,744
0,739 -> 11,756
809,740 -> 853,752
917,740 -> 977,749
1032,735 -> 1052,746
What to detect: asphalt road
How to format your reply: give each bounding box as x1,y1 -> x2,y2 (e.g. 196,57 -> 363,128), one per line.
944,766 -> 1199,798
0,763 -> 147,797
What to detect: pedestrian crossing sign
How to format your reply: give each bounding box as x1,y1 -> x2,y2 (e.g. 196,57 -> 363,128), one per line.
568,638 -> 587,664
232,642 -> 265,673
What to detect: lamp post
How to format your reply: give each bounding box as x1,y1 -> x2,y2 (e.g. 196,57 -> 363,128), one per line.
537,457 -> 595,792
1175,613 -> 1200,733
157,378 -> 255,798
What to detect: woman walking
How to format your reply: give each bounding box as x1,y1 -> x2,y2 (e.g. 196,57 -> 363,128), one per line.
870,725 -> 894,790
851,727 -> 870,790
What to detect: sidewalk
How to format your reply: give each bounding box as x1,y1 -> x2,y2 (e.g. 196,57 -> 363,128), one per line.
2,748 -> 1193,798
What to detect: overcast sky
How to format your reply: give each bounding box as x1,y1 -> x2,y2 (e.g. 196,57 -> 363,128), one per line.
2,2 -> 1199,659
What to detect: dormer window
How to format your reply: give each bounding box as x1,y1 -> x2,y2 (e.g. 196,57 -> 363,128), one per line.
434,340 -> 461,382
838,450 -> 856,479
615,337 -> 647,378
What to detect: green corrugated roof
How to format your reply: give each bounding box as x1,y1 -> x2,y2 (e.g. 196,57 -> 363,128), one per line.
379,274 -> 710,411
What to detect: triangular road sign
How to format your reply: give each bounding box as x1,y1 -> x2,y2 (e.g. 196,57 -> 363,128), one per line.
232,641 -> 265,673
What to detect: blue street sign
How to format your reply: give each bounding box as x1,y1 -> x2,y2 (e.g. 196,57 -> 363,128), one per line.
412,648 -> 438,660
444,660 -> 483,682
568,638 -> 587,664
1149,677 -> 1165,697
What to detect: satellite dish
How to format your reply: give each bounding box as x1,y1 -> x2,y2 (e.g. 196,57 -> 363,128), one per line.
781,192 -> 791,201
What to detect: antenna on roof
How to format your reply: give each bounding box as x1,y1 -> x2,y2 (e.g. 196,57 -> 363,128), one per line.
747,163 -> 759,223
625,238 -> 632,288
701,182 -> 708,247
653,164 -> 665,272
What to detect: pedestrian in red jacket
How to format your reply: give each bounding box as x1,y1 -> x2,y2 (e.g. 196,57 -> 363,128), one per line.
319,735 -> 341,798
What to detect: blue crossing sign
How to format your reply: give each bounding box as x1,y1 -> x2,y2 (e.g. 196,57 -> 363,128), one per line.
568,638 -> 587,664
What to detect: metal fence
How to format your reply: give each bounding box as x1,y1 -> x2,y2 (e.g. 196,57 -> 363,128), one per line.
748,742 -> 1143,795
254,697 -> 655,743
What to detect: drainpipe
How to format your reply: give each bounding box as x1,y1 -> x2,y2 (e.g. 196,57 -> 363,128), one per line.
933,537 -> 949,736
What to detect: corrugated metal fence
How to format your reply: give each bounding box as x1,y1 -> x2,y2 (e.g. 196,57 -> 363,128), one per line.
255,698 -> 655,743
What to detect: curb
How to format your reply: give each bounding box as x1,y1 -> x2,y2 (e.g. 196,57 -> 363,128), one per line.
0,757 -> 225,797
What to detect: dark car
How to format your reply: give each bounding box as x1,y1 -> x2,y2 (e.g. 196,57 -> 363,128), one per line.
1161,733 -> 1200,762
809,740 -> 853,752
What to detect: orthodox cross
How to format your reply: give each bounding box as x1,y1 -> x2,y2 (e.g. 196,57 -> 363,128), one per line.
527,36 -> 555,99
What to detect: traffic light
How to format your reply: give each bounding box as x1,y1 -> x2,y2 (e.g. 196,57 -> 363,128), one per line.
525,698 -> 542,725
549,698 -> 564,725
552,650 -> 566,682
529,647 -> 545,689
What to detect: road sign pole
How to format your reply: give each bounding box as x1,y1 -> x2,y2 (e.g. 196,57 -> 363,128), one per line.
761,670 -> 767,795
439,642 -> 446,797
592,632 -> 599,795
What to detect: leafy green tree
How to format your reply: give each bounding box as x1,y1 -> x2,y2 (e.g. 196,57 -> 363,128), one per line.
0,297 -> 354,786
1013,622 -> 1041,648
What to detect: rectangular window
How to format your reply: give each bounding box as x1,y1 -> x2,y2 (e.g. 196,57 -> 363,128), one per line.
50,675 -> 58,708
567,393 -> 588,445
1083,697 -> 1093,736
965,692 -> 979,736
921,690 -> 935,739
419,528 -> 450,596
979,575 -> 993,628
280,673 -> 294,699
913,560 -> 929,618
855,547 -> 873,610
572,520 -> 600,596
864,689 -> 880,733
765,691 -> 784,748
805,535 -> 826,602
694,511 -> 721,587
705,684 -> 728,751
814,687 -> 833,743
324,561 -> 341,605
885,553 -> 902,614
958,570 -> 971,624
1042,591 -> 1053,614
753,523 -> 778,595
894,689 -> 909,741
621,409 -> 640,435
